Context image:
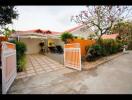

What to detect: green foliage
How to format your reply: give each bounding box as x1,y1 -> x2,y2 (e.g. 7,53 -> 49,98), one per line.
86,39 -> 124,61
0,6 -> 18,27
60,32 -> 73,44
17,55 -> 26,72
128,41 -> 132,50
81,37 -> 84,40
100,39 -> 115,55
89,44 -> 102,56
74,36 -> 78,39
86,44 -> 102,61
16,41 -> 27,60
111,21 -> 132,49
2,28 -> 15,37
100,39 -> 124,55
87,34 -> 96,40
9,40 -> 27,72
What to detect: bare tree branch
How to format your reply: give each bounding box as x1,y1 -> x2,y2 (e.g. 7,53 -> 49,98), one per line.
71,6 -> 132,41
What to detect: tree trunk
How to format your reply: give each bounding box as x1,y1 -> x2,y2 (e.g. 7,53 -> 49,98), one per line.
97,35 -> 102,45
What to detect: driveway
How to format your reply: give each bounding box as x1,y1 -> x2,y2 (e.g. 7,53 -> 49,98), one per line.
16,54 -> 64,79
8,51 -> 132,94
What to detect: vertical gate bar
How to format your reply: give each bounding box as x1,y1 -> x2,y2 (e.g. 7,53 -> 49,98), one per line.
64,43 -> 81,71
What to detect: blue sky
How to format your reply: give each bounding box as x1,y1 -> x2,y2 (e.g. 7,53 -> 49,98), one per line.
11,6 -> 87,32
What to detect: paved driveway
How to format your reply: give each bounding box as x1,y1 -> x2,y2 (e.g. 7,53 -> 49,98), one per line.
8,51 -> 132,94
16,54 -> 64,79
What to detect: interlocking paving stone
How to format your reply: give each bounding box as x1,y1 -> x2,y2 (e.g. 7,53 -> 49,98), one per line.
27,70 -> 35,74
36,71 -> 46,74
16,54 -> 65,79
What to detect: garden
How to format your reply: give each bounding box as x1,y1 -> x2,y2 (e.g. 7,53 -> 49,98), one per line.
85,39 -> 126,61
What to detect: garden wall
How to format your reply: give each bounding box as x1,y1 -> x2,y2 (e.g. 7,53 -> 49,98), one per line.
70,39 -> 96,56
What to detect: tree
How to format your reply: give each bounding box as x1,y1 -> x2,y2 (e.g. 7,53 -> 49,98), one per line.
60,32 -> 73,44
111,21 -> 132,49
0,6 -> 18,65
71,6 -> 132,42
111,21 -> 132,40
2,27 -> 15,37
0,6 -> 18,28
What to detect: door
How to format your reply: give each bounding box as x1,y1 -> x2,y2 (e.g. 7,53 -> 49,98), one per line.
64,43 -> 81,71
1,42 -> 17,94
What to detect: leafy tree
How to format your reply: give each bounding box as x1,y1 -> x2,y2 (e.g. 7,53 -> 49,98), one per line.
2,27 -> 15,37
111,21 -> 132,49
71,6 -> 132,43
0,6 -> 18,28
60,32 -> 73,44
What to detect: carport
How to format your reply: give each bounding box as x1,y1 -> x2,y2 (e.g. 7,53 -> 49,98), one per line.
11,30 -> 48,54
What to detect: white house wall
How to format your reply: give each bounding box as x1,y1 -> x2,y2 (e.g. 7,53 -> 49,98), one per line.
53,39 -> 64,48
20,38 -> 43,54
71,26 -> 94,39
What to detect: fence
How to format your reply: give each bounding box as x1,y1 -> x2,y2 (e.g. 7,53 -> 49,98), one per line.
69,39 -> 96,57
1,42 -> 17,94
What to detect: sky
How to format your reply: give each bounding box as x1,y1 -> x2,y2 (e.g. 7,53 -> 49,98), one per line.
11,6 -> 87,32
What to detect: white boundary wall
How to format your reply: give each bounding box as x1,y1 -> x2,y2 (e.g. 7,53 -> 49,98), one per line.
1,42 -> 17,94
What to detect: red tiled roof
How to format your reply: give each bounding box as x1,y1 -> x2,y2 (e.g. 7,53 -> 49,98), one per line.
101,33 -> 119,39
13,29 -> 60,36
13,24 -> 84,37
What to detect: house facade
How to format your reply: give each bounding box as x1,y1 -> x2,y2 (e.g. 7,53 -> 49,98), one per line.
11,29 -> 60,54
10,24 -> 95,55
65,24 -> 95,39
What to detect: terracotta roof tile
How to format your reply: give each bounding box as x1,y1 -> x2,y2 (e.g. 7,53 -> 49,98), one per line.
101,33 -> 119,39
13,29 -> 60,36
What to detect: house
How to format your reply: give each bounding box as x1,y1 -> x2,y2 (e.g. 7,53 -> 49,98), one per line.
47,24 -> 95,50
10,24 -> 94,54
64,24 -> 95,39
11,29 -> 61,54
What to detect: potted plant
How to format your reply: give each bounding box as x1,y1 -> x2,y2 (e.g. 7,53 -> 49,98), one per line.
39,42 -> 45,47
49,42 -> 53,46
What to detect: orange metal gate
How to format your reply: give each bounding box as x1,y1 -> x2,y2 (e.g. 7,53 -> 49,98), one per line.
64,43 -> 81,71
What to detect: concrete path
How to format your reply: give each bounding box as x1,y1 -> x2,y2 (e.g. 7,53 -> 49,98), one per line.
8,51 -> 132,94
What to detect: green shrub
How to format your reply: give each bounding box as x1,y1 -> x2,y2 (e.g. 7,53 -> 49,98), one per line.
86,39 -> 124,61
74,36 -> 78,39
128,40 -> 132,50
90,44 -> 102,56
100,39 -> 123,55
81,37 -> 84,40
86,44 -> 102,61
9,40 -> 27,72
17,55 -> 26,72
60,32 -> 73,44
